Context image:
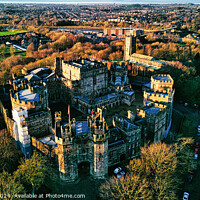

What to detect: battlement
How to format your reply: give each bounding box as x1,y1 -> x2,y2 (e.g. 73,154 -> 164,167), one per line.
11,95 -> 36,108
151,74 -> 173,84
63,58 -> 107,72
137,106 -> 163,118
13,80 -> 47,91
55,135 -> 72,146
27,109 -> 50,121
93,133 -> 106,142
154,103 -> 167,109
55,111 -> 62,122
145,91 -> 169,99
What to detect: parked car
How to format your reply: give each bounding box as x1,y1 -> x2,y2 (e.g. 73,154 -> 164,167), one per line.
194,153 -> 198,160
114,167 -> 125,178
183,192 -> 189,200
116,171 -> 126,178
194,142 -> 199,148
187,174 -> 193,183
114,167 -> 122,175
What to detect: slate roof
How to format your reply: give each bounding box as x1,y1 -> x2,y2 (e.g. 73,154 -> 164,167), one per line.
14,89 -> 40,102
76,121 -> 90,135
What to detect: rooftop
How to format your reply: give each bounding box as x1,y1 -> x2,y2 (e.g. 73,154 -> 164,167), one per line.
123,88 -> 135,96
76,121 -> 90,135
14,89 -> 39,102
129,60 -> 161,70
66,59 -> 98,69
31,67 -> 48,75
131,53 -> 155,61
152,75 -> 172,82
95,93 -> 116,104
143,106 -> 161,115
39,135 -> 57,146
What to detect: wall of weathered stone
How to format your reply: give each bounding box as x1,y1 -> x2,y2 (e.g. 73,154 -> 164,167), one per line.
0,100 -> 14,138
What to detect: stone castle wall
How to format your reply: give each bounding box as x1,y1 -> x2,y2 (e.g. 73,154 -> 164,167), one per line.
0,100 -> 14,138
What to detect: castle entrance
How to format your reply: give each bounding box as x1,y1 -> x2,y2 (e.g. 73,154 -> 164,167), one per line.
78,161 -> 90,177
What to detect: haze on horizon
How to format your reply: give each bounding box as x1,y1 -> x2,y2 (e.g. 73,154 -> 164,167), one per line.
0,0 -> 199,4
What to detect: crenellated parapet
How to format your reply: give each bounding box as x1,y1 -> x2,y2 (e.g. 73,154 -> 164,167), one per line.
151,74 -> 174,93
10,82 -> 48,111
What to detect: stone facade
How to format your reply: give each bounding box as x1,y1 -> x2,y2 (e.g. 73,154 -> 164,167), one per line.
113,113 -> 142,159
143,74 -> 174,137
137,104 -> 167,143
55,57 -> 135,113
55,109 -> 108,181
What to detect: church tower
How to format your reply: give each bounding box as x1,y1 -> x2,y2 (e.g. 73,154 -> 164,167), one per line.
124,35 -> 136,61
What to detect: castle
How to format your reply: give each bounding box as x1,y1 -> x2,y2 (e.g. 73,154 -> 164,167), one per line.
0,34 -> 174,182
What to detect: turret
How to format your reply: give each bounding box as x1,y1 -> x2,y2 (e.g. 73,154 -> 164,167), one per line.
89,108 -> 108,179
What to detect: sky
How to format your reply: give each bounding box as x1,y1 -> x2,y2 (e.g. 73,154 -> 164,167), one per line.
0,0 -> 199,4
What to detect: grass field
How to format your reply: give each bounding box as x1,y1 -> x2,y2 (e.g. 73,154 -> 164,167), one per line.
5,47 -> 21,54
0,29 -> 27,36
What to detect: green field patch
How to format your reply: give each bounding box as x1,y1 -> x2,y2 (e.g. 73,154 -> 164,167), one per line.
0,29 -> 27,36
4,46 -> 21,54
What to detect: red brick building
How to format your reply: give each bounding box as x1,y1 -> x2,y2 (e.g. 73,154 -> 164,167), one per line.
104,27 -> 144,37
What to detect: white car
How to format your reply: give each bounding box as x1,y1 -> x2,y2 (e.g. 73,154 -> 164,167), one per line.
114,167 -> 125,178
183,192 -> 189,200
116,171 -> 125,178
114,167 -> 122,174
194,153 -> 198,160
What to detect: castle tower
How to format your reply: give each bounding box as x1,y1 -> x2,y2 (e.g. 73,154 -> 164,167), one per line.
89,108 -> 108,179
55,57 -> 62,77
124,35 -> 136,61
55,112 -> 78,182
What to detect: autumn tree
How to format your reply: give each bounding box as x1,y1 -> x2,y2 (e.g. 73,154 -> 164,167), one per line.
10,45 -> 16,56
15,152 -> 47,195
0,171 -> 25,199
26,42 -> 35,57
108,51 -> 123,61
0,130 -> 24,173
100,142 -> 178,200
174,138 -> 197,178
99,174 -> 152,200
0,44 -> 6,61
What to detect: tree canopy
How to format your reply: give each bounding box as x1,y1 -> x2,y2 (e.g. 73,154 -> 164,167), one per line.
100,140 -> 195,200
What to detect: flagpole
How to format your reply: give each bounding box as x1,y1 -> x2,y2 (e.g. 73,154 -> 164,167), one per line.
68,105 -> 70,124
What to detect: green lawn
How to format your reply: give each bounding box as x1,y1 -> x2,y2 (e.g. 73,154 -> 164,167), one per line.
5,47 -> 21,54
0,29 -> 27,36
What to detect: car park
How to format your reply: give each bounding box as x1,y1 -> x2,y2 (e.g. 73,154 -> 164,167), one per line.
183,192 -> 189,200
